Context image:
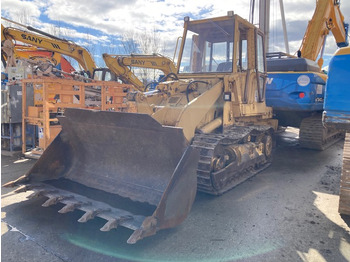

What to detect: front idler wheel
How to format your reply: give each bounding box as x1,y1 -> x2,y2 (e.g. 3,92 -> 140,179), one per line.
263,134 -> 273,160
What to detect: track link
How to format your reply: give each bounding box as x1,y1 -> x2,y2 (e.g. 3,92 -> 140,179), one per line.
192,125 -> 273,195
299,114 -> 345,150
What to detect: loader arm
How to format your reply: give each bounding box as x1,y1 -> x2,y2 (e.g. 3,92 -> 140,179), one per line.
152,80 -> 224,142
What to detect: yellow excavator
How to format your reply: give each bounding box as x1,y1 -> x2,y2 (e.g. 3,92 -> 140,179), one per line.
1,19 -> 113,80
4,12 -> 278,244
103,53 -> 177,90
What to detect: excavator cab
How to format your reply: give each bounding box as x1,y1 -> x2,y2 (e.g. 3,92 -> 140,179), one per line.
92,67 -> 118,82
4,12 -> 276,243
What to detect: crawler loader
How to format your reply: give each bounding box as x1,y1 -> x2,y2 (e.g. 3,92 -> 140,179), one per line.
4,12 -> 278,244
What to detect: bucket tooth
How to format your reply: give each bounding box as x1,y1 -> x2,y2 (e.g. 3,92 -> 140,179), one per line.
78,208 -> 110,223
58,202 -> 82,214
42,196 -> 60,207
127,229 -> 143,244
42,195 -> 73,207
14,185 -> 29,193
127,216 -> 158,244
3,181 -> 17,188
78,210 -> 97,223
100,219 -> 117,232
100,215 -> 133,232
3,175 -> 28,188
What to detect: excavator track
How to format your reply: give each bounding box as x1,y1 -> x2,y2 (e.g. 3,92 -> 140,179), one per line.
192,125 -> 273,195
299,114 -> 345,150
339,132 -> 350,215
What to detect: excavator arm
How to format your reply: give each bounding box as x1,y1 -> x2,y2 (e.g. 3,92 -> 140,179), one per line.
103,53 -> 144,90
117,54 -> 177,76
298,0 -> 349,67
1,22 -> 97,77
103,53 -> 177,91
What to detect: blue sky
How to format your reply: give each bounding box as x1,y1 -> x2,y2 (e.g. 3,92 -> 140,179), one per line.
2,0 -> 350,68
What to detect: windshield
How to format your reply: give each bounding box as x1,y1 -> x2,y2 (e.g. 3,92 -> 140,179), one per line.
179,19 -> 235,74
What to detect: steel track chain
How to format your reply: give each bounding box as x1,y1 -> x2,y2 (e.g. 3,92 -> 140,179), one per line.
299,114 -> 344,150
192,125 -> 272,195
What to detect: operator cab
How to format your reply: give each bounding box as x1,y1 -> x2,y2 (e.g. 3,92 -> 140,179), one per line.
179,16 -> 234,73
92,67 -> 119,82
178,12 -> 265,78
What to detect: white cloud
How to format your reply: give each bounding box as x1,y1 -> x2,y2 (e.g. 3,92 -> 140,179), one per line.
2,0 -> 349,64
1,0 -> 41,25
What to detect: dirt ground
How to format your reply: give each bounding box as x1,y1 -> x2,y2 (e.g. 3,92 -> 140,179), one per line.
1,128 -> 350,262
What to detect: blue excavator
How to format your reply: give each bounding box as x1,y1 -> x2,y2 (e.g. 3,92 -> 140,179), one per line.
266,0 -> 348,150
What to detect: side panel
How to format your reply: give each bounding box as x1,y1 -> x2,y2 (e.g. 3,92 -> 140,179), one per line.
323,48 -> 350,128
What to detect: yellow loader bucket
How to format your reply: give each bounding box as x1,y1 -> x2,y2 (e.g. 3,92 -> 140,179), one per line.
4,108 -> 199,244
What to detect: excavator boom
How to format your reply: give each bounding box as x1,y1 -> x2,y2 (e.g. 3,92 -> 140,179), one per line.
117,54 -> 177,76
298,0 -> 348,66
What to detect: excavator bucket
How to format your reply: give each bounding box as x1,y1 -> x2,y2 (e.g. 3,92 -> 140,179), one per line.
4,108 -> 199,244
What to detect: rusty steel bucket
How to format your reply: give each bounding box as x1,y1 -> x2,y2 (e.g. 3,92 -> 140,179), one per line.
4,108 -> 199,243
